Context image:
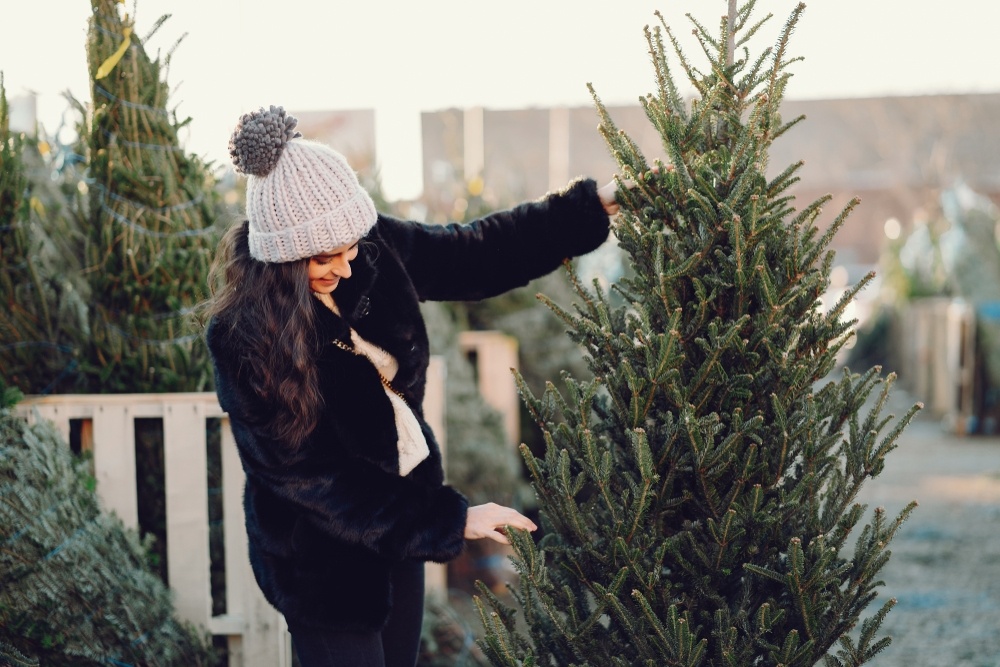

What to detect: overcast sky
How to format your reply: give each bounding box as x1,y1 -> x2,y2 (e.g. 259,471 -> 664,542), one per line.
2,0 -> 997,198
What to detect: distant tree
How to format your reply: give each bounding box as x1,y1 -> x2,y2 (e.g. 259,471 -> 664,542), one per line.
2,0 -> 228,397
0,73 -> 33,374
3,4 -> 234,656
80,0 -> 226,393
477,3 -> 918,666
0,72 -> 26,228
0,76 -> 91,395
422,302 -> 523,508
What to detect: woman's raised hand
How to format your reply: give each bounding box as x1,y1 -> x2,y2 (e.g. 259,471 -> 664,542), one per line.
597,179 -> 621,215
598,165 -> 662,216
464,502 -> 538,545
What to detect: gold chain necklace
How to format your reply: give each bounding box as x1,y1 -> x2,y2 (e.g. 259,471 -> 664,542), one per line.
331,338 -> 411,407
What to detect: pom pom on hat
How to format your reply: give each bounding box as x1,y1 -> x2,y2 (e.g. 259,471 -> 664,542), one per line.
228,105 -> 378,263
229,105 -> 301,176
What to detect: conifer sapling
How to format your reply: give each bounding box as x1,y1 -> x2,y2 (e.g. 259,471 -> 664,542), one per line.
477,3 -> 918,666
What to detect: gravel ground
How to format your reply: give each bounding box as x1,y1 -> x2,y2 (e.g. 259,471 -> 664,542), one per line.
855,388 -> 1000,667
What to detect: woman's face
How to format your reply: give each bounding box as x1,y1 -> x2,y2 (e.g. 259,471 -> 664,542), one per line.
307,241 -> 360,294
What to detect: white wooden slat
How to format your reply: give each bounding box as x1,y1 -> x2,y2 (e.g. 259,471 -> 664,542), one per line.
163,400 -> 212,629
945,301 -> 977,434
424,356 -> 447,452
220,417 -> 247,621
279,617 -> 293,667
459,331 -> 520,448
207,614 -> 244,635
51,405 -> 73,445
91,402 -> 139,529
225,635 -> 245,667
215,414 -> 251,667
218,416 -> 288,664
239,582 -> 286,667
423,356 -> 448,596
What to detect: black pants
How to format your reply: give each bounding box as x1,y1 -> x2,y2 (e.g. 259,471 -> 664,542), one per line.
289,560 -> 425,667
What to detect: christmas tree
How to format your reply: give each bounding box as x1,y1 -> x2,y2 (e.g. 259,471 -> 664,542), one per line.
2,0 -> 225,396
477,3 -> 918,666
0,405 -> 216,665
81,0 -> 223,393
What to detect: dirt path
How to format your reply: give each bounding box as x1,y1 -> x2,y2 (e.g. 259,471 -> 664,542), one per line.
855,389 -> 1000,666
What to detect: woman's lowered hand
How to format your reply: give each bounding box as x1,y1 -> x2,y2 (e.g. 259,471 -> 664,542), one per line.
464,502 -> 538,545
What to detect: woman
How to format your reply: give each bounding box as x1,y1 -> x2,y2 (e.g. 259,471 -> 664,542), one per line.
205,105 -> 620,667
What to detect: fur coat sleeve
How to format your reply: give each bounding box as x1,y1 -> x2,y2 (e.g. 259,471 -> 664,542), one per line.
376,177 -> 611,301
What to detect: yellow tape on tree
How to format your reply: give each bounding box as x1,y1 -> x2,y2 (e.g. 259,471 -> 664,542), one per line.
95,26 -> 133,80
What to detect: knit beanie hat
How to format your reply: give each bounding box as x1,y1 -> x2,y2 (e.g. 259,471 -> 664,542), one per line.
228,105 -> 378,263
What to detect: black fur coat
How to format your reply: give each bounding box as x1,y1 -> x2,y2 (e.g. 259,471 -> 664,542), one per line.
206,178 -> 611,631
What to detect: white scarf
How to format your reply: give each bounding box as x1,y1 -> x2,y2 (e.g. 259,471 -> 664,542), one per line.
315,293 -> 430,476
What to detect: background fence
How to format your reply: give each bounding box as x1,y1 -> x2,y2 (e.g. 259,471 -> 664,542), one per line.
895,298 -> 977,433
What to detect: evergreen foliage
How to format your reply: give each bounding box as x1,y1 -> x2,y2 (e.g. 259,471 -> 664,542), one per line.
0,73 -> 26,228
0,408 -> 216,665
0,639 -> 39,667
2,1 -> 226,396
0,76 -> 34,380
476,3 -> 918,666
0,76 -> 92,395
79,0 -> 224,392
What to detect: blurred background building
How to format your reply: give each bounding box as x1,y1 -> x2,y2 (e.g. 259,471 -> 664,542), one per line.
418,93 -> 1000,265
293,108 -> 377,176
290,92 -> 1000,274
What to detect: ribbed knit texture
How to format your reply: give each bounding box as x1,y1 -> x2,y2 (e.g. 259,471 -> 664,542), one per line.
243,139 -> 377,263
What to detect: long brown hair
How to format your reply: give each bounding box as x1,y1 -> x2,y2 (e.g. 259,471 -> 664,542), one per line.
203,221 -> 322,446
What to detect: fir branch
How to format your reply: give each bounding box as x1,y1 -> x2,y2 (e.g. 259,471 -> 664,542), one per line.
659,13 -> 706,97
765,2 -> 806,105
735,8 -> 774,50
772,113 -> 807,142
644,23 -> 685,118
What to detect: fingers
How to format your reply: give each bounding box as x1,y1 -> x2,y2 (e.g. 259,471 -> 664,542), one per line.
597,180 -> 619,215
464,503 -> 538,542
484,530 -> 510,545
600,165 -> 663,216
500,516 -> 537,534
491,504 -> 537,533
